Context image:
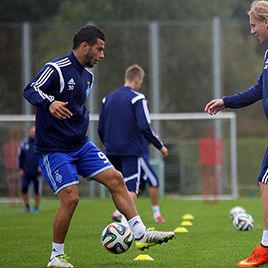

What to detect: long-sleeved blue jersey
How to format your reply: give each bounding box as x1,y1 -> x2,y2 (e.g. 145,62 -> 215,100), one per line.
18,137 -> 39,177
223,50 -> 268,117
23,52 -> 93,153
98,86 -> 163,156
141,136 -> 150,158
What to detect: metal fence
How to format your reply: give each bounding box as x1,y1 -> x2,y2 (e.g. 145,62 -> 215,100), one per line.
0,19 -> 262,116
0,19 -> 266,200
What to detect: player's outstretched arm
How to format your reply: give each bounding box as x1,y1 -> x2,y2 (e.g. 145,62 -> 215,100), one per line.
204,98 -> 225,115
160,146 -> 168,158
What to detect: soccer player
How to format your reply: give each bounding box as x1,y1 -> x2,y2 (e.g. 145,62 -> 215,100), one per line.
98,64 -> 168,226
112,137 -> 166,223
205,1 -> 268,266
23,25 -> 174,268
18,125 -> 41,214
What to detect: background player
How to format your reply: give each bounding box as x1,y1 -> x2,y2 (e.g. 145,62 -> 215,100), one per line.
98,64 -> 168,227
18,125 -> 41,214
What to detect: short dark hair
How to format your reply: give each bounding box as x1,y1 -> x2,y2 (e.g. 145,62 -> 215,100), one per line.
73,24 -> 105,49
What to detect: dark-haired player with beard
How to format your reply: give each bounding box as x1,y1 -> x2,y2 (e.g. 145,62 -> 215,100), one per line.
24,25 -> 174,268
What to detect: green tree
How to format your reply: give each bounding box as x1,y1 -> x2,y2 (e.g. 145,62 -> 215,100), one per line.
56,0 -> 249,21
0,0 -> 61,22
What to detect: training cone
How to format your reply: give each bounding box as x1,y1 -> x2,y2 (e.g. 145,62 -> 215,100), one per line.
180,221 -> 193,226
133,254 -> 154,261
182,214 -> 194,220
174,227 -> 189,233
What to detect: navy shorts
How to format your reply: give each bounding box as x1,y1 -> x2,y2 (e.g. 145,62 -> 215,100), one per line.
258,148 -> 268,184
107,155 -> 141,194
139,156 -> 159,191
37,141 -> 113,194
22,174 -> 41,195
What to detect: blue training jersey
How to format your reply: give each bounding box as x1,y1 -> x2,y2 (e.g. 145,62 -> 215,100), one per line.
23,52 -> 94,153
98,86 -> 163,156
18,138 -> 40,177
141,136 -> 150,159
223,50 -> 268,117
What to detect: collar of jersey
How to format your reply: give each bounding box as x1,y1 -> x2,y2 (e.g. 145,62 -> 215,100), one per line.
69,52 -> 85,72
121,86 -> 133,91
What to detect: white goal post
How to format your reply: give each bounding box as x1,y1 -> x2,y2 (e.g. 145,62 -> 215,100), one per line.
149,112 -> 238,199
0,112 -> 238,200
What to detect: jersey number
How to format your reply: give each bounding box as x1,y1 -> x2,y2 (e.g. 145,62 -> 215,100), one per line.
98,152 -> 109,164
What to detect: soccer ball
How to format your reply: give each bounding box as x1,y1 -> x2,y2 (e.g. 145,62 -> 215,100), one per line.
232,213 -> 254,231
229,206 -> 246,219
101,222 -> 134,254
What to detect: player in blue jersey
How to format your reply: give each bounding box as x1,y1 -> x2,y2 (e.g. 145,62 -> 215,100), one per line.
18,125 -> 41,214
98,64 -> 169,226
24,25 -> 174,268
205,1 -> 268,267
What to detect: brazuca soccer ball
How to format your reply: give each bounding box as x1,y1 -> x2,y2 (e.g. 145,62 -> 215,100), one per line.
232,213 -> 254,231
229,206 -> 246,219
101,222 -> 134,254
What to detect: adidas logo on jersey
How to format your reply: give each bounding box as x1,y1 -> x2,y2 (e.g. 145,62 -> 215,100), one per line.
68,78 -> 75,85
68,78 -> 75,90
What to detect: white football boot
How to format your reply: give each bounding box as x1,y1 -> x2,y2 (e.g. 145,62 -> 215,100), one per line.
135,230 -> 175,250
47,255 -> 74,268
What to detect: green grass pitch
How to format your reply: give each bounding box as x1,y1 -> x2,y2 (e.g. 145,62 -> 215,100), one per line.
0,196 -> 262,268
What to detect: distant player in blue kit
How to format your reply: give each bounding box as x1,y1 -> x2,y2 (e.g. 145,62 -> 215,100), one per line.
23,25 -> 174,268
18,125 -> 41,214
98,64 -> 169,226
205,2 -> 268,267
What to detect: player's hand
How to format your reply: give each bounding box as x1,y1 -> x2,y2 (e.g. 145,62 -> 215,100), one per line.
49,101 -> 73,120
204,98 -> 225,115
160,146 -> 169,158
19,169 -> 24,177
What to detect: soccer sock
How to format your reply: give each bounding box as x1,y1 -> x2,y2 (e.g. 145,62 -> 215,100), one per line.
50,242 -> 64,260
121,215 -> 130,228
113,209 -> 122,217
152,205 -> 161,218
128,215 -> 146,240
261,230 -> 268,247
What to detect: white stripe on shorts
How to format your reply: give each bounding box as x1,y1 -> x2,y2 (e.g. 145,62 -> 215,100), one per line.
55,181 -> 79,194
123,158 -> 141,194
124,173 -> 138,182
86,165 -> 113,179
140,157 -> 158,186
43,154 -> 57,192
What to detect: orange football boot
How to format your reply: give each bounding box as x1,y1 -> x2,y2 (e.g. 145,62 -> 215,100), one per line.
237,245 -> 268,267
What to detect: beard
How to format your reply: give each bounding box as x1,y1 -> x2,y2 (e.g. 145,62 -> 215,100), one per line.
84,60 -> 93,68
84,53 -> 94,68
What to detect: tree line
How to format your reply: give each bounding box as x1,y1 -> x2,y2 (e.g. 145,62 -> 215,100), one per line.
1,0 -> 266,136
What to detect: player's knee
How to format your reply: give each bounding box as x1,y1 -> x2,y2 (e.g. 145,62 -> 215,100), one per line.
60,188 -> 80,208
110,170 -> 125,189
68,194 -> 79,207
